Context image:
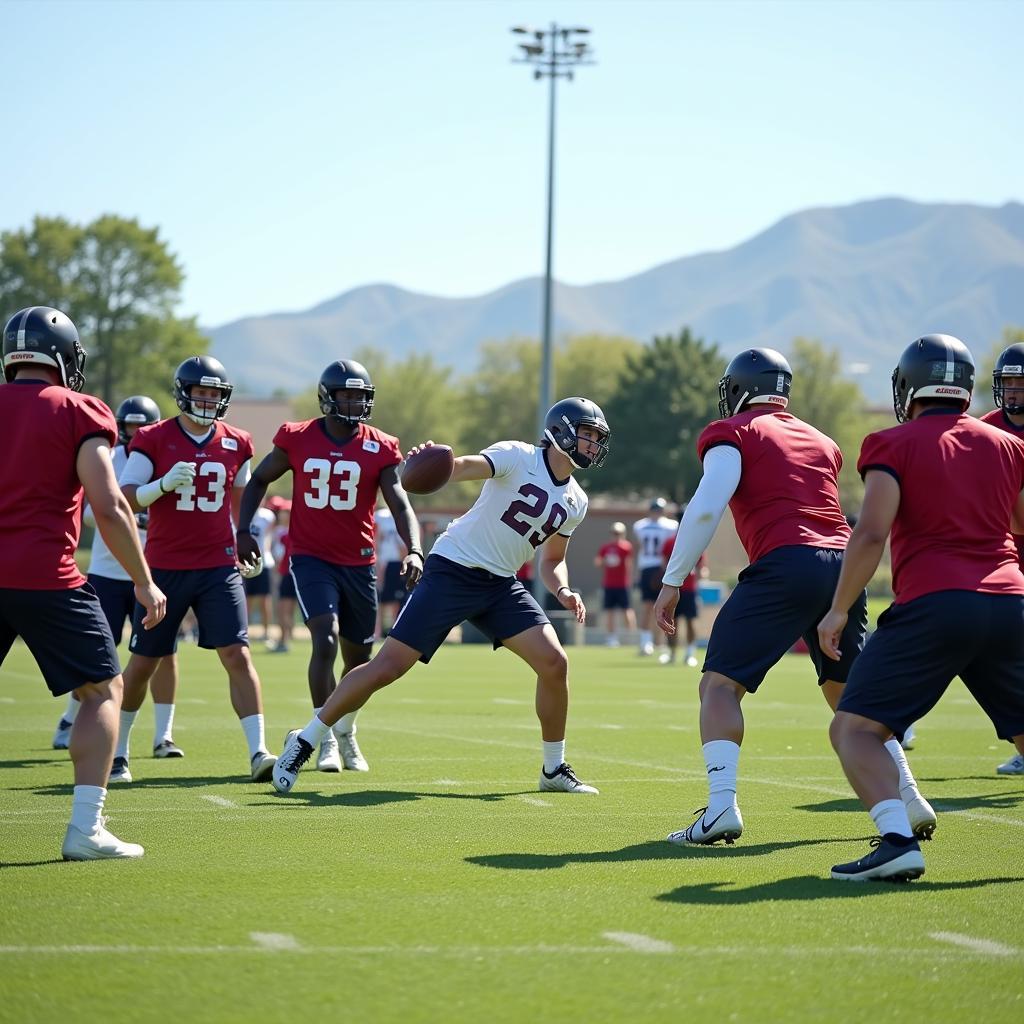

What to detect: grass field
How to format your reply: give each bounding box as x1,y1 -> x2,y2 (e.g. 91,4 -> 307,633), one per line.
2,639 -> 1022,1023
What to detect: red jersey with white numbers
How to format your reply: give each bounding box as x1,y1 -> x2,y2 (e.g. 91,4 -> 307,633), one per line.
859,410 -> 1024,605
981,408 -> 1024,565
129,418 -> 254,570
273,419 -> 402,566
598,539 -> 633,589
0,381 -> 117,589
697,409 -> 850,565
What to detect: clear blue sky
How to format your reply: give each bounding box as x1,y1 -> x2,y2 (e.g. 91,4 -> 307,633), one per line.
4,0 -> 1021,327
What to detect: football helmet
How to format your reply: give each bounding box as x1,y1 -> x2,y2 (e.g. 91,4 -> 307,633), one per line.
992,342 -> 1024,416
2,306 -> 86,391
718,348 -> 792,418
115,395 -> 161,446
318,360 -> 374,424
891,334 -> 974,423
650,497 -> 667,513
543,397 -> 610,470
173,356 -> 233,426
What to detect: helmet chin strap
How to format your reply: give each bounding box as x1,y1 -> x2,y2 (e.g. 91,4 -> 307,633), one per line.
189,403 -> 218,427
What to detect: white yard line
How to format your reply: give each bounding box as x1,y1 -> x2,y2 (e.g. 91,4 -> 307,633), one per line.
518,796 -> 552,808
929,932 -> 1017,957
200,795 -> 238,809
603,932 -> 674,953
250,932 -> 301,951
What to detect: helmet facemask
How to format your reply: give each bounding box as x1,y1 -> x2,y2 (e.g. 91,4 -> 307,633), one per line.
175,378 -> 232,426
544,415 -> 610,470
319,381 -> 375,424
994,365 -> 1024,417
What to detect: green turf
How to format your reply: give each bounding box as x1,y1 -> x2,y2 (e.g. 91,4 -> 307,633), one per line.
1,640 -> 1022,1023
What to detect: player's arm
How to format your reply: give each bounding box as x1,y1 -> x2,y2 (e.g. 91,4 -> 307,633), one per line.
236,447 -> 290,565
1012,487 -> 1024,534
121,451 -> 196,513
818,468 -> 900,661
77,439 -> 166,628
451,455 -> 493,482
379,465 -> 424,587
540,533 -> 586,625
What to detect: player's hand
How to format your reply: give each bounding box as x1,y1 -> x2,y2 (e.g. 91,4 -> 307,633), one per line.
135,580 -> 167,630
406,440 -> 436,458
654,585 -> 679,636
238,553 -> 263,579
401,551 -> 424,589
134,510 -> 149,531
817,609 -> 847,662
236,530 -> 261,567
160,461 -> 196,493
557,587 -> 586,625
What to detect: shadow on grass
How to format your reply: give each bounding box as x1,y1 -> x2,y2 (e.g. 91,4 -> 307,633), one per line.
252,788 -> 539,809
17,773 -> 268,796
796,790 -> 1024,815
656,874 -> 1024,905
0,857 -> 66,870
467,836 -> 861,871
0,756 -> 70,770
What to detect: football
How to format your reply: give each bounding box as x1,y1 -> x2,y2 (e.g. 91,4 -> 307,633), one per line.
401,444 -> 455,494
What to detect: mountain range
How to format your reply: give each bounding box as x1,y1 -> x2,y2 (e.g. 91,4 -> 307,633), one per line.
208,197 -> 1024,400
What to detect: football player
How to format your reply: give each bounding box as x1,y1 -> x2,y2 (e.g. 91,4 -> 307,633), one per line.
115,356 -> 277,783
0,306 -> 165,859
819,335 -> 1024,880
653,348 -> 930,847
593,522 -> 635,647
632,498 -> 677,655
374,504 -> 409,639
52,395 -> 184,760
237,360 -> 422,772
270,397 -> 610,797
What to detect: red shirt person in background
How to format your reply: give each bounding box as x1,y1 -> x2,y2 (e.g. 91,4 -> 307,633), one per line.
594,522 -> 636,647
660,531 -> 707,667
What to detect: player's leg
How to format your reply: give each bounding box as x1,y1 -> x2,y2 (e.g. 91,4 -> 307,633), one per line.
332,637 -> 373,770
115,651 -> 161,781
151,655 -> 183,758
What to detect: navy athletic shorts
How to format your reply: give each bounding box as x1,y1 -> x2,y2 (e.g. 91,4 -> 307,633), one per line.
290,555 -> 378,646
88,573 -> 136,645
390,554 -> 548,663
675,590 -> 699,620
279,571 -> 296,600
244,566 -> 271,597
0,584 -> 120,695
602,586 -> 630,611
379,561 -> 408,605
839,590 -> 1024,743
638,566 -> 663,602
129,565 -> 249,657
703,545 -> 867,693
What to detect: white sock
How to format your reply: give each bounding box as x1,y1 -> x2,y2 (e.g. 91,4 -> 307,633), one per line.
153,703 -> 175,746
335,711 -> 358,736
64,694 -> 81,724
685,644 -> 696,659
542,740 -> 566,774
70,785 -> 106,834
870,798 -> 914,839
240,714 -> 266,758
115,710 -> 137,760
884,739 -> 921,800
640,631 -> 652,647
300,714 -> 330,748
703,739 -> 740,814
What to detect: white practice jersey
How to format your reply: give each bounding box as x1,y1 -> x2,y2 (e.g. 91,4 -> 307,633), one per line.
430,441 -> 588,577
87,445 -> 140,581
250,507 -> 277,569
374,507 -> 404,565
633,515 -> 679,570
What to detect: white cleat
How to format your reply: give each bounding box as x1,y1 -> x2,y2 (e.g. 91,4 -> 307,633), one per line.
997,752 -> 1024,775
539,762 -> 599,794
639,642 -> 655,657
317,731 -> 342,772
668,805 -> 743,846
658,652 -> 674,665
272,730 -> 314,792
685,655 -> 699,668
62,820 -> 144,861
52,718 -> 73,750
338,731 -> 369,772
903,792 -> 937,840
900,725 -> 916,751
108,756 -> 132,784
250,750 -> 277,782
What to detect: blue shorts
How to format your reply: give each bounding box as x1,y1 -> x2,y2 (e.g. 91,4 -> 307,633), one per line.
839,590 -> 1024,743
279,571 -> 296,600
290,555 -> 377,646
129,565 -> 249,657
704,545 -> 867,693
88,573 -> 135,645
676,591 -> 699,620
390,554 -> 548,663
379,561 -> 408,605
638,566 -> 663,602
244,566 -> 271,597
603,586 -> 630,611
0,585 -> 120,696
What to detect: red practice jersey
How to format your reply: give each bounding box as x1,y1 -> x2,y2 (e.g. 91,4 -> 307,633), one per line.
662,536 -> 705,593
698,409 -> 850,564
129,419 -> 254,570
0,382 -> 117,589
859,410 -> 1024,604
981,408 -> 1024,565
598,539 -> 633,589
273,420 -> 402,566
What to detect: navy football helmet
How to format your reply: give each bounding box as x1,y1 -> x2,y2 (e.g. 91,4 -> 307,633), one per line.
115,395 -> 162,446
2,306 -> 86,391
173,356 -> 233,426
318,360 -> 375,424
891,334 -> 974,423
649,497 -> 667,513
718,348 -> 792,418
992,342 -> 1024,416
543,397 -> 610,470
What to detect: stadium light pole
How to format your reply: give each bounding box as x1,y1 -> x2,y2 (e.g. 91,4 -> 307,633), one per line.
510,24 -> 595,443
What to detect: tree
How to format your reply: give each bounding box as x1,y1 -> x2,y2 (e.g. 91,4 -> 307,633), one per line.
0,214 -> 207,405
599,328 -> 724,502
